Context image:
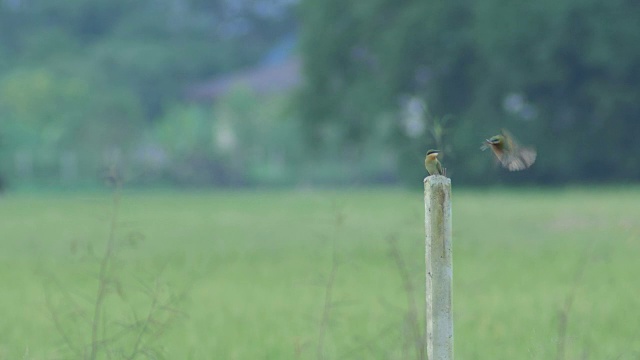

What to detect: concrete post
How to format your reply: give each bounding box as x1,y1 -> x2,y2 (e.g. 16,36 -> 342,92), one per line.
424,175 -> 453,360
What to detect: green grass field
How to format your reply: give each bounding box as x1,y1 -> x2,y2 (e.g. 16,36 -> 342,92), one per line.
1,187 -> 639,359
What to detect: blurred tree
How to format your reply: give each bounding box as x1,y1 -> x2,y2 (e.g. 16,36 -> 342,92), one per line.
0,0 -> 299,187
0,66 -> 145,182
299,0 -> 640,184
0,0 -> 297,118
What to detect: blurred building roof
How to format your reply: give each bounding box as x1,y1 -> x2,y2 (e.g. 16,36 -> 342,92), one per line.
186,57 -> 301,102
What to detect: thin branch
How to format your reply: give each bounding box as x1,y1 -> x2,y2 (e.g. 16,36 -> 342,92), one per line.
388,235 -> 425,360
316,208 -> 344,360
316,237 -> 338,360
126,284 -> 160,360
43,284 -> 83,358
556,238 -> 597,360
340,322 -> 399,359
89,166 -> 122,360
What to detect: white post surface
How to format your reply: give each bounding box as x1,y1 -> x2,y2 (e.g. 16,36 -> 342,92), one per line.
424,175 -> 453,360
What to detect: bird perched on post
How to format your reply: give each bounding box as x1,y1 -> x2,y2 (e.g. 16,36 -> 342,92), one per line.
482,129 -> 536,171
424,149 -> 445,176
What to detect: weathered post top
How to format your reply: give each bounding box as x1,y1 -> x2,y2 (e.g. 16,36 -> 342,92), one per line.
424,175 -> 453,360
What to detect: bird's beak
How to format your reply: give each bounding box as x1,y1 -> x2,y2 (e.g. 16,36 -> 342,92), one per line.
485,139 -> 492,144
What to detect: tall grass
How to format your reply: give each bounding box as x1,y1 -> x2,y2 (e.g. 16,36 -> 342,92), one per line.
0,187 -> 638,358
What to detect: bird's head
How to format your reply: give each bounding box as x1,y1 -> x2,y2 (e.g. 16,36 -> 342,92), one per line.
485,135 -> 504,147
426,149 -> 440,159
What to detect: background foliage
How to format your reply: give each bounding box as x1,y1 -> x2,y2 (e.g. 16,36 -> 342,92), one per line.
0,0 -> 298,188
1,0 -> 638,188
299,0 -> 640,185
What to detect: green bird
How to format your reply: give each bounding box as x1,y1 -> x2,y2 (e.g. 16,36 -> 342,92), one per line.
482,129 -> 536,171
424,149 -> 445,176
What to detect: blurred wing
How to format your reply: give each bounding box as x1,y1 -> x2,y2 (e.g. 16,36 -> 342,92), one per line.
501,128 -> 519,151
500,147 -> 537,171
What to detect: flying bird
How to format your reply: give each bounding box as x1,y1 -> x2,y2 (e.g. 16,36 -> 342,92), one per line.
482,129 -> 536,171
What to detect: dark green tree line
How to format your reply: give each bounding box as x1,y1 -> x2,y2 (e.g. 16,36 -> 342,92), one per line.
0,0 -> 298,187
299,0 -> 640,184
